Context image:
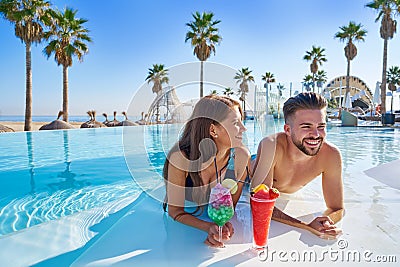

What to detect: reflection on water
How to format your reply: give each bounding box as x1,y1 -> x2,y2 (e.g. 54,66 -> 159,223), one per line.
47,131 -> 90,191
26,132 -> 35,193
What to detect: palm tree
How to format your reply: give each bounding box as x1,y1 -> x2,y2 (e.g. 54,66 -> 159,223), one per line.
386,66 -> 400,113
209,89 -> 218,95
261,72 -> 276,93
366,0 -> 398,114
145,64 -> 169,122
334,21 -> 367,101
43,7 -> 92,122
0,0 -> 51,131
234,67 -> 254,111
315,70 -> 328,93
261,72 -> 276,86
303,46 -> 327,92
303,74 -> 314,91
145,64 -> 169,95
261,72 -> 275,112
185,11 -> 221,98
276,84 -> 286,98
223,87 -> 234,96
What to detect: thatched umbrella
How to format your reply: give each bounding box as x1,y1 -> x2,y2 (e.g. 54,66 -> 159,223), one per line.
119,111 -> 139,126
91,111 -> 106,128
135,111 -> 147,125
80,110 -> 93,128
81,110 -> 106,128
107,111 -> 121,127
102,113 -> 112,127
0,123 -> 15,133
39,111 -> 75,130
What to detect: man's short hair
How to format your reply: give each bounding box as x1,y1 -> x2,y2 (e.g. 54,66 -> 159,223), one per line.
283,92 -> 327,123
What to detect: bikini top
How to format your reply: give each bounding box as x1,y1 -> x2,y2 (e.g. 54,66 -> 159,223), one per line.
185,148 -> 236,188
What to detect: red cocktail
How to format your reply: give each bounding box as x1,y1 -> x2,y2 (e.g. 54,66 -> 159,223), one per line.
250,196 -> 276,249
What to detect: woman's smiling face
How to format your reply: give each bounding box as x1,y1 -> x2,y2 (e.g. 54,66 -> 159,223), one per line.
215,106 -> 247,149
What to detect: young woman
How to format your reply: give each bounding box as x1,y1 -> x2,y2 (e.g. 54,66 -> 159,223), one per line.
163,95 -> 250,247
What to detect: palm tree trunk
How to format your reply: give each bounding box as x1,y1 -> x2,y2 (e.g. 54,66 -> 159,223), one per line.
381,39 -> 388,114
391,95 -> 394,113
266,82 -> 269,113
63,65 -> 69,122
312,73 -> 316,93
156,104 -> 160,122
345,58 -> 351,99
24,43 -> 32,131
200,60 -> 204,98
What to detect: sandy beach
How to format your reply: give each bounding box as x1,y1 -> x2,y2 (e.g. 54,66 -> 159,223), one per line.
1,121 -> 83,132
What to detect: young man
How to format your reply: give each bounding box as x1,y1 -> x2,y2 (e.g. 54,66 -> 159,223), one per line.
252,92 -> 344,238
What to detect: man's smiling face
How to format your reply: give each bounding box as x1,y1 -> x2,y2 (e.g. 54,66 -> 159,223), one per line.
286,109 -> 327,156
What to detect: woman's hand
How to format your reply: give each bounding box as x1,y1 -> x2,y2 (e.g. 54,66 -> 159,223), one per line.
204,222 -> 234,247
307,216 -> 342,238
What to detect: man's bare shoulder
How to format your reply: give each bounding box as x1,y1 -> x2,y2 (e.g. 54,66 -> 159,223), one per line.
321,141 -> 341,157
320,141 -> 342,167
259,132 -> 286,146
257,133 -> 286,161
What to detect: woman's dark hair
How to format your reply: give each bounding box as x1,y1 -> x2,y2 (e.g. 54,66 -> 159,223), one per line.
162,94 -> 243,214
283,92 -> 327,123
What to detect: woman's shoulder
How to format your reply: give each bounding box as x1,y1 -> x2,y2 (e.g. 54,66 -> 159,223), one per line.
232,147 -> 250,170
233,146 -> 250,158
168,150 -> 190,173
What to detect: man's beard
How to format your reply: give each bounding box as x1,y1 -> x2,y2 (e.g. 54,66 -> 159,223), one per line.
292,135 -> 323,156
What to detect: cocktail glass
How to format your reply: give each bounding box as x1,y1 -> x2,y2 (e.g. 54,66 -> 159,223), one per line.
250,196 -> 276,250
208,183 -> 234,243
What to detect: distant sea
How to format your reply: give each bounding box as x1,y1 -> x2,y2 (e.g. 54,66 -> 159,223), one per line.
0,115 -> 140,123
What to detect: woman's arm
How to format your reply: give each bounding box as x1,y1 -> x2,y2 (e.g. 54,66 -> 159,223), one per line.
166,152 -> 232,247
231,146 -> 250,205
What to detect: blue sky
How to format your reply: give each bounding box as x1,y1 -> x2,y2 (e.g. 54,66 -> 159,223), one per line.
1,0 -> 399,116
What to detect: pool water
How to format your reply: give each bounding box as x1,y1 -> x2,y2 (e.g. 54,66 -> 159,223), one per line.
0,120 -> 399,237
0,128 -> 140,236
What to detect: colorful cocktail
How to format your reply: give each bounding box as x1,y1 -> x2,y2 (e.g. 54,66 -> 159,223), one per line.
250,185 -> 279,250
208,183 -> 234,242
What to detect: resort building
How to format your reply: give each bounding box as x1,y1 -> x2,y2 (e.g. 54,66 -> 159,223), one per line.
324,75 -> 374,109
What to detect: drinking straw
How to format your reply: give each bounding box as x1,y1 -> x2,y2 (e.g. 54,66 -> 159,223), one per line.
214,157 -> 220,183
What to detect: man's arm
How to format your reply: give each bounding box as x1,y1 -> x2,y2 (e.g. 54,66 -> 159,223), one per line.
299,143 -> 344,237
252,135 -> 278,187
272,207 -> 326,237
321,143 -> 344,222
323,208 -> 345,224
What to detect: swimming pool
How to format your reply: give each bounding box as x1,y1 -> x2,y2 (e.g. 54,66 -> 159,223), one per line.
0,121 -> 399,238
0,128 -> 141,236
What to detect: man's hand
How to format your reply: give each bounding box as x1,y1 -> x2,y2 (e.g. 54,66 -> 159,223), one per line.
204,222 -> 234,247
308,216 -> 342,238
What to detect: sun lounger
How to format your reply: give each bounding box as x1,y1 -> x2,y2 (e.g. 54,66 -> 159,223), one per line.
341,110 -> 358,126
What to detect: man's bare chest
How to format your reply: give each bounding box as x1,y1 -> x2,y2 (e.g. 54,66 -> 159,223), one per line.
273,160 -> 322,193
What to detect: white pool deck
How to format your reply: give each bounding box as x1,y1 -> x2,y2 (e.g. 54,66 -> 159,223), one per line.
0,160 -> 399,267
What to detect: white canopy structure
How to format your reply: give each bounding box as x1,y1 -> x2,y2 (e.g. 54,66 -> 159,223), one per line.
146,86 -> 188,124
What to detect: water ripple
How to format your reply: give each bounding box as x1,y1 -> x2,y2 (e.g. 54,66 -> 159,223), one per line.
0,181 -> 139,236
